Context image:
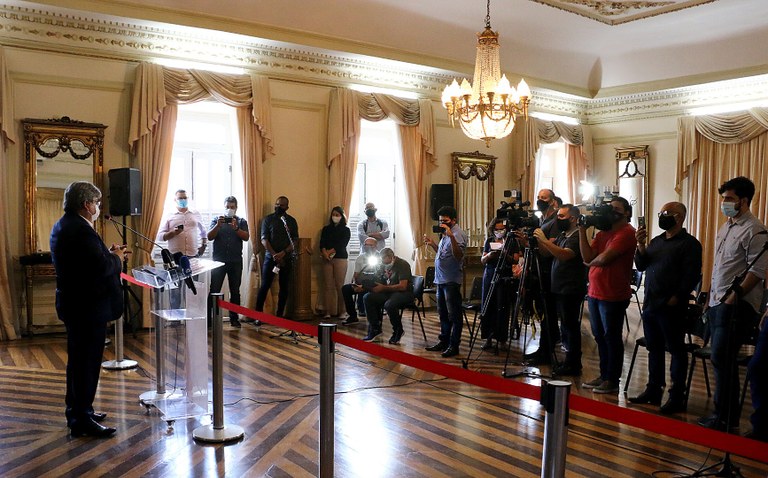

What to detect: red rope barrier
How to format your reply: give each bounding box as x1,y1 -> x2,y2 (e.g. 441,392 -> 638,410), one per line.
221,299 -> 768,462
121,271 -> 150,288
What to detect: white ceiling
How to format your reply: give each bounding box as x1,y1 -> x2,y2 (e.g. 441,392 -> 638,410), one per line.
22,0 -> 768,96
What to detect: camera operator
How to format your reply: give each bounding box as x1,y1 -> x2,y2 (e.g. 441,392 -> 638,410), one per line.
534,204 -> 587,376
480,218 -> 520,351
698,177 -> 767,432
341,237 -> 379,325
579,196 -> 637,394
630,202 -> 702,413
424,206 -> 467,358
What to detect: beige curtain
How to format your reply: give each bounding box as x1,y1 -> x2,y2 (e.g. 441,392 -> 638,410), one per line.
128,62 -> 274,318
0,47 -> 18,340
519,117 -> 588,203
456,176 -> 488,248
676,111 -> 768,290
327,89 -> 436,273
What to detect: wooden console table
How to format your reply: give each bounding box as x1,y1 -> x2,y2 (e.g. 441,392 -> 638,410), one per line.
21,259 -> 57,336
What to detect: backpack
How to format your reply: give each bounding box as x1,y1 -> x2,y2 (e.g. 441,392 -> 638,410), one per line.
363,219 -> 383,233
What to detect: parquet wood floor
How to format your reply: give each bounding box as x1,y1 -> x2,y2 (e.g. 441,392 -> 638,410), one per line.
1,304 -> 766,477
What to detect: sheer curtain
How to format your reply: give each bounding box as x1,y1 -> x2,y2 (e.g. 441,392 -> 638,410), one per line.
128,62 -> 274,319
519,117 -> 589,203
676,110 -> 768,290
327,88 -> 436,273
0,47 -> 18,340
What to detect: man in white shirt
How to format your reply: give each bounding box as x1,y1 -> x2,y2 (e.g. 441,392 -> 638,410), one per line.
357,202 -> 389,251
156,189 -> 207,257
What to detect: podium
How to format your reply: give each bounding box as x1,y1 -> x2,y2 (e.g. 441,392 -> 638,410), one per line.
132,258 -> 223,425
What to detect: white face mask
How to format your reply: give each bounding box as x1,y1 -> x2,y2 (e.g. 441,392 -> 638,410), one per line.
225,208 -> 236,218
721,201 -> 739,218
383,262 -> 394,270
331,215 -> 341,224
91,202 -> 100,222
493,231 -> 505,239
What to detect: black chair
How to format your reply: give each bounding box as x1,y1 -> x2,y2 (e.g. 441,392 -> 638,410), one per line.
461,276 -> 483,339
396,275 -> 428,343
423,266 -> 436,306
630,269 -> 643,315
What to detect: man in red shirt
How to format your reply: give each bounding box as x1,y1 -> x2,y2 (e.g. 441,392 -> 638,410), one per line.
578,196 -> 637,394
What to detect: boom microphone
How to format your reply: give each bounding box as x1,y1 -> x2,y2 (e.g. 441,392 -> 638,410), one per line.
104,214 -> 176,269
173,252 -> 197,295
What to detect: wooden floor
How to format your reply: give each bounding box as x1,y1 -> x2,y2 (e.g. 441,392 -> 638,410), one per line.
1,302 -> 767,478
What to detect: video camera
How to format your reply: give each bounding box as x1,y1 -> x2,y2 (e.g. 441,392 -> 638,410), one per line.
577,197 -> 616,231
497,190 -> 539,230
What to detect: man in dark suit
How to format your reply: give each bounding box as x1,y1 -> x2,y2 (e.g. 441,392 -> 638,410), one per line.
50,181 -> 128,438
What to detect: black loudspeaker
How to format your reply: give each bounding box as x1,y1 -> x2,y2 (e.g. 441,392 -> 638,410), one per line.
429,184 -> 454,220
108,168 -> 142,216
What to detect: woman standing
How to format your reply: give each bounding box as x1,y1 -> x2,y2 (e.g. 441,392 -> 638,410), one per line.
319,206 -> 351,319
479,218 -> 519,351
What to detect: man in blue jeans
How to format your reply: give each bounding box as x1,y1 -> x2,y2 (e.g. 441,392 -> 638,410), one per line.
698,177 -> 767,432
424,206 -> 466,358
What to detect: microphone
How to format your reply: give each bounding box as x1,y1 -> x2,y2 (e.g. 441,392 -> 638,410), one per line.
172,252 -> 197,295
105,214 -> 177,271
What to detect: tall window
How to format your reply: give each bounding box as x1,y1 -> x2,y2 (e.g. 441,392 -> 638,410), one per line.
348,119 -> 410,257
535,139 -> 571,204
155,102 -> 243,259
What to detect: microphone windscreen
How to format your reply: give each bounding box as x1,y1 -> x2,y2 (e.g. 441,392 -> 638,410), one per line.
161,249 -> 174,266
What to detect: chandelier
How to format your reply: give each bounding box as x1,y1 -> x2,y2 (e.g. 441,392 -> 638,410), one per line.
442,0 -> 531,147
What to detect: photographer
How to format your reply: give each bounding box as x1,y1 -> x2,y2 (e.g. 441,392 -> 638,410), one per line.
424,206 -> 467,358
361,248 -> 414,344
480,218 -> 520,351
629,202 -> 701,414
341,237 -> 379,325
207,196 -> 250,328
534,204 -> 587,376
579,196 -> 636,394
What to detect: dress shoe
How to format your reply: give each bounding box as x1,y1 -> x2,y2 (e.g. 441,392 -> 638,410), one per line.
628,388 -> 663,406
593,380 -> 619,394
230,318 -> 241,328
425,342 -> 448,352
659,398 -> 686,415
342,316 -> 359,325
70,418 -> 116,438
553,363 -> 582,376
523,351 -> 551,366
90,412 -> 107,422
441,347 -> 459,358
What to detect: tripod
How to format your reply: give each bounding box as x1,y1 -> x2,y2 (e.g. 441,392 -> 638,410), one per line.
463,232 -> 517,368
691,239 -> 768,477
501,233 -> 558,378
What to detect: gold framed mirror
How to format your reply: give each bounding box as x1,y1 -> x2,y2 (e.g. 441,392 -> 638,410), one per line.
23,117 -> 107,254
452,151 -> 496,248
616,145 -> 649,230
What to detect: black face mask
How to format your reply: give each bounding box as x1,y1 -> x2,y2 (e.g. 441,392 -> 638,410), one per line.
537,200 -> 550,212
556,218 -> 571,231
658,215 -> 677,231
274,206 -> 286,216
612,211 -> 625,223
365,209 -> 376,218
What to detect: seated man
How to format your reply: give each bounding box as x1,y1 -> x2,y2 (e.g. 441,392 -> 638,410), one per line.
341,237 -> 379,325
362,248 -> 414,344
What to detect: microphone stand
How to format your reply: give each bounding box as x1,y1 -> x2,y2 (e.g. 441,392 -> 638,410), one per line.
693,238 -> 768,478
102,214 -> 138,371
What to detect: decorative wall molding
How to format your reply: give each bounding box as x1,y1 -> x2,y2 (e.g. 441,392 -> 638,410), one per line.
592,132 -> 677,146
529,0 -> 716,26
2,2 -> 766,126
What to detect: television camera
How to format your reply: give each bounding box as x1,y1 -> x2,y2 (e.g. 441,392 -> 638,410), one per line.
497,190 -> 539,230
577,197 -> 617,231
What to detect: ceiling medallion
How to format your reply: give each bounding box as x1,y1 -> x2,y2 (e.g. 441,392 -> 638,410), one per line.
529,0 -> 717,25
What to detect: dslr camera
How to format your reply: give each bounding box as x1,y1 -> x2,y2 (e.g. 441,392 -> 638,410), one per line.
497,190 -> 539,230
432,224 -> 445,234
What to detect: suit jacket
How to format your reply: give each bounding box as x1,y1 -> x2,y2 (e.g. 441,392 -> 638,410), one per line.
50,211 -> 123,324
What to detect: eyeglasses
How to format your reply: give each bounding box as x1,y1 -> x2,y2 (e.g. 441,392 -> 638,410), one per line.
90,199 -> 101,206
657,211 -> 678,217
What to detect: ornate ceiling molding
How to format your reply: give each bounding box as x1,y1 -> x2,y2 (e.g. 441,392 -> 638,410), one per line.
1,2 -> 765,126
528,0 -> 716,25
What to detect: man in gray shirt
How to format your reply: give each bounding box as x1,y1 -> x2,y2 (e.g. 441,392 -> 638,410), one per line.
698,177 -> 767,432
357,202 -> 390,251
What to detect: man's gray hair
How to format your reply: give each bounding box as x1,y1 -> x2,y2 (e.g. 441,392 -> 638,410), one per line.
63,181 -> 100,213
380,247 -> 395,257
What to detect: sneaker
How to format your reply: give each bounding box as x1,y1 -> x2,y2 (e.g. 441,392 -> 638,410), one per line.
252,320 -> 262,327
362,330 -> 382,342
593,380 -> 619,394
388,329 -> 404,345
342,316 -> 359,325
582,377 -> 604,389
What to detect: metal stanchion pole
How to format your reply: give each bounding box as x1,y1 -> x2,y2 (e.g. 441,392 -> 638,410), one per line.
540,380 -> 571,478
194,293 -> 244,443
318,323 -> 336,478
102,315 -> 138,370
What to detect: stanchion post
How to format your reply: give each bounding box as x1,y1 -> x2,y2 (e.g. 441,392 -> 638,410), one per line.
102,315 -> 138,370
194,293 -> 244,443
540,380 -> 571,478
318,323 -> 336,478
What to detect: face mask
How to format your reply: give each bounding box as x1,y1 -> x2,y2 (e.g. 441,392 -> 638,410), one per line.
331,215 -> 341,224
365,209 -> 376,218
658,215 -> 676,231
363,246 -> 375,254
721,201 -> 738,218
91,202 -> 100,222
556,218 -> 571,231
274,206 -> 286,216
612,211 -> 625,223
493,231 -> 505,239
177,198 -> 188,208
383,262 -> 394,270
537,199 -> 550,212
225,208 -> 236,218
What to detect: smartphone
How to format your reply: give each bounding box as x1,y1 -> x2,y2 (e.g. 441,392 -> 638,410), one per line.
637,216 -> 645,229
176,224 -> 184,231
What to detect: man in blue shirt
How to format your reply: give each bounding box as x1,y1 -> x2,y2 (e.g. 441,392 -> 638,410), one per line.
424,206 -> 467,358
208,196 -> 249,328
